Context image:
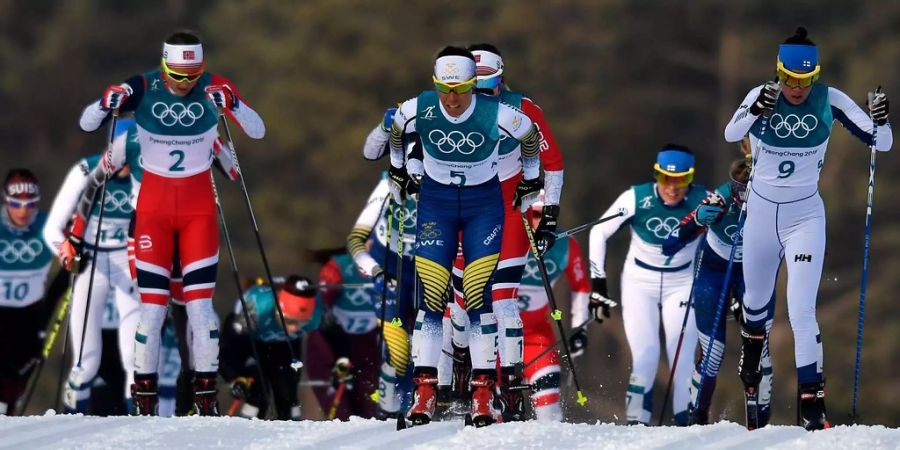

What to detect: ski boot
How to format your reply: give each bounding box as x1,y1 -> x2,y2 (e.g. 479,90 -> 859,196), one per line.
433,385 -> 453,421
738,325 -> 766,430
406,368 -> 439,426
498,366 -> 530,422
688,371 -> 716,425
192,372 -> 219,416
450,344 -> 472,414
175,369 -> 194,416
131,373 -> 159,416
470,372 -> 500,427
798,382 -> 830,431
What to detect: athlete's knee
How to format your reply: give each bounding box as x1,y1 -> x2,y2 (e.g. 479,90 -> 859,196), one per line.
461,253 -> 499,311
786,300 -> 817,331
416,256 -> 451,313
181,253 -> 218,303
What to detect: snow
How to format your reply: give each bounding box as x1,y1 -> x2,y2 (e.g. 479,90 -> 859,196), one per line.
0,414 -> 898,449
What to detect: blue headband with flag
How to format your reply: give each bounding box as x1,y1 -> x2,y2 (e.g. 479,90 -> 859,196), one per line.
777,44 -> 820,78
654,149 -> 695,177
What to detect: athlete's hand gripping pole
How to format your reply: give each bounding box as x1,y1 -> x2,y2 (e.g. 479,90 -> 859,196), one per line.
215,110 -> 302,371
210,172 -> 278,419
522,213 -> 588,407
851,86 -> 883,422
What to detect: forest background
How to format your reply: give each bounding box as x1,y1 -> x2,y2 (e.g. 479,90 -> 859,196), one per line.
3,0 -> 899,425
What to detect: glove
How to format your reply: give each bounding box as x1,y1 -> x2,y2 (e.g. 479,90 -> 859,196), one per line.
388,165 -> 418,203
60,215 -> 87,272
535,205 -> 560,256
729,296 -> 743,323
588,277 -> 617,324
369,271 -> 398,317
514,177 -> 543,212
331,357 -> 354,389
568,328 -> 588,358
694,192 -> 727,226
101,84 -> 133,111
205,84 -> 237,110
230,376 -> 254,400
868,88 -> 889,126
381,107 -> 398,132
749,78 -> 781,116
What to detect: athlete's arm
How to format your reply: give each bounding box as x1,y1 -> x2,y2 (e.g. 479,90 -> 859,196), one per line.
565,237 -> 591,328
347,179 -> 390,277
363,123 -> 390,160
829,87 -> 893,151
498,103 -> 540,180
208,75 -> 265,139
724,86 -> 764,143
389,98 -> 419,169
521,98 -> 564,205
588,189 -> 635,278
71,136 -> 129,238
318,259 -> 343,309
79,75 -> 144,132
43,161 -> 90,256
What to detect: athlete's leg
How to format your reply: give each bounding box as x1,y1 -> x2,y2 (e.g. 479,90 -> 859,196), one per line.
521,306 -> 561,422
780,195 -> 826,384
741,192 -> 782,331
688,251 -> 727,421
110,250 -> 140,403
661,268 -> 697,425
65,251 -> 112,413
620,265 -> 660,424
492,176 -> 528,370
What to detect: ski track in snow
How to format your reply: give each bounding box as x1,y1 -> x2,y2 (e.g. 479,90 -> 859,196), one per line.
1,413 -> 899,449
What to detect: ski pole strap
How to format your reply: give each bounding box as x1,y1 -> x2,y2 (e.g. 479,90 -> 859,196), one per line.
555,210 -> 625,239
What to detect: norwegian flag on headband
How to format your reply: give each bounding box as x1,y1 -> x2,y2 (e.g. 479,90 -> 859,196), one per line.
183,50 -> 195,60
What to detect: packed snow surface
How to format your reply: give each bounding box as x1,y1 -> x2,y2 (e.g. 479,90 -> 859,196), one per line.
1,413 -> 898,449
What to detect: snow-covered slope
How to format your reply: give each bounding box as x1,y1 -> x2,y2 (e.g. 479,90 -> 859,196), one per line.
1,414 -> 898,449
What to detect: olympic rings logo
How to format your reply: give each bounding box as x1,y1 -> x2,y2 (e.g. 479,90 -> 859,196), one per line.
646,217 -> 680,239
151,102 -> 205,127
723,224 -> 744,242
392,206 -> 417,229
523,258 -> 558,280
428,130 -> 485,155
345,288 -> 370,306
0,239 -> 44,264
770,113 -> 818,139
103,190 -> 134,213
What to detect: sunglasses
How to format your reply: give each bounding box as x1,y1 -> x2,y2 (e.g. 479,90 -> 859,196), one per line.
476,75 -> 502,90
777,69 -> 817,89
6,197 -> 39,209
433,76 -> 476,95
655,172 -> 693,188
161,58 -> 205,83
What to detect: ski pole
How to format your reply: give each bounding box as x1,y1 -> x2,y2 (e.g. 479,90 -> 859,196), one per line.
210,172 -> 277,418
16,285 -> 72,415
851,86 -> 882,422
522,214 -> 588,406
217,113 -> 301,370
554,210 -> 625,240
55,273 -> 76,411
74,110 -> 120,369
658,246 -> 704,426
318,282 -> 375,290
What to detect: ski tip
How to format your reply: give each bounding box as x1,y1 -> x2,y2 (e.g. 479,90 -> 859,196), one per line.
290,359 -> 304,371
370,391 -> 381,403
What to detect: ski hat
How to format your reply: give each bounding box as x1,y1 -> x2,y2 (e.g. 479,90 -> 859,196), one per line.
654,144 -> 695,177
469,43 -> 504,90
433,47 -> 476,84
163,43 -> 204,72
4,168 -> 40,201
277,275 -> 317,321
777,26 -> 819,79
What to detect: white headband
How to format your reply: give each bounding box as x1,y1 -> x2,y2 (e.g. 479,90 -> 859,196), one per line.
472,50 -> 504,79
433,55 -> 476,83
162,43 -> 204,69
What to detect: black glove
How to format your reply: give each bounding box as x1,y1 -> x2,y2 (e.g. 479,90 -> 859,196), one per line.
568,328 -> 588,358
750,78 -> 781,116
868,88 -> 889,126
588,278 -> 617,324
513,177 -> 543,211
230,376 -> 253,400
331,357 -> 354,390
388,165 -> 418,203
535,205 -> 560,256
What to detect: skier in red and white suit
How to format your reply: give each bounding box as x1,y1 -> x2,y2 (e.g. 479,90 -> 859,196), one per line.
64,31 -> 264,416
